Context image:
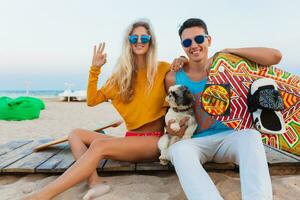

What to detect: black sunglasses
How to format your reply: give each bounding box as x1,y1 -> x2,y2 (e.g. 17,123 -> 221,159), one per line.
182,34 -> 208,48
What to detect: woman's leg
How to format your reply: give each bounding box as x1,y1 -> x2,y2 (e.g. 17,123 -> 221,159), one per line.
25,136 -> 160,200
68,128 -> 113,187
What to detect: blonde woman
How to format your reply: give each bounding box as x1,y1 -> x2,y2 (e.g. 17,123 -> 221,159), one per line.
25,20 -> 184,200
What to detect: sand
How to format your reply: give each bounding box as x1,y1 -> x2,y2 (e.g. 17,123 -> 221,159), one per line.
0,99 -> 299,200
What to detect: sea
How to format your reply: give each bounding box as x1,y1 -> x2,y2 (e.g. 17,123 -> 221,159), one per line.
0,90 -> 64,98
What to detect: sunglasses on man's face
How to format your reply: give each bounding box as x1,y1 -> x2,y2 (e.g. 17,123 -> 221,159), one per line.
128,35 -> 151,44
181,34 -> 208,48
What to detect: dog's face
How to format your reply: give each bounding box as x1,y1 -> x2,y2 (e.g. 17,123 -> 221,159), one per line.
166,85 -> 194,109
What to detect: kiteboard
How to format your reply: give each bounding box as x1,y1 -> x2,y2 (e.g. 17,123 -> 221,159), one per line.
202,53 -> 300,156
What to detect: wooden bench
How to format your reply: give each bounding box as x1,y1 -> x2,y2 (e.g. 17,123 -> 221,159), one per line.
0,139 -> 299,175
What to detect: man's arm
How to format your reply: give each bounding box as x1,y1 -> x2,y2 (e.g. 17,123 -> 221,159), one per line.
222,47 -> 282,66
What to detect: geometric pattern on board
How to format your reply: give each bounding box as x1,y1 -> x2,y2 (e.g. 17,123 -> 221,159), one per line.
261,134 -> 280,148
206,53 -> 300,156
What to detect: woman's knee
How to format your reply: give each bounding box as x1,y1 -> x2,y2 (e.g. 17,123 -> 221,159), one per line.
89,139 -> 111,158
68,128 -> 90,142
68,128 -> 83,139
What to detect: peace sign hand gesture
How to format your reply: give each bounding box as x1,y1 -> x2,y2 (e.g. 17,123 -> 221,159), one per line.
92,42 -> 107,68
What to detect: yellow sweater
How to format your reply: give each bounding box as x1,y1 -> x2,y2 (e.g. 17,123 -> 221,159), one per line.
87,62 -> 170,130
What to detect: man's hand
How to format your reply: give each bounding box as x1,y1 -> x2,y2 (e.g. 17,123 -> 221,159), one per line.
166,116 -> 190,137
170,56 -> 188,72
92,42 -> 107,68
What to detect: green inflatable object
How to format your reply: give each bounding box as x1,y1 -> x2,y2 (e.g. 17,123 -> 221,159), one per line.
0,96 -> 45,121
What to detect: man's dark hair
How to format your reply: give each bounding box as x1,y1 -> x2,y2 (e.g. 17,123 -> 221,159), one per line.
178,18 -> 208,38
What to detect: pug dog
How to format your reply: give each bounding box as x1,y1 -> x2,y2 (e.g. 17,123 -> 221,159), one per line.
158,85 -> 197,165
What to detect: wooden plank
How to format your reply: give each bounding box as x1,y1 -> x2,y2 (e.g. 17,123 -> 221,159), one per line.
3,140 -> 65,173
269,165 -> 300,175
165,162 -> 236,171
264,145 -> 300,165
0,140 -> 33,156
0,139 -> 52,172
264,145 -> 300,162
102,159 -> 135,172
37,146 -> 106,173
33,136 -> 68,152
136,161 -> 170,171
136,162 -> 236,171
204,162 -> 236,170
35,145 -> 73,173
0,139 -> 299,174
96,160 -> 108,172
47,147 -> 74,173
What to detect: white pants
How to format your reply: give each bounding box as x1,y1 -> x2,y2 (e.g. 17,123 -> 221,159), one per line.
167,129 -> 272,200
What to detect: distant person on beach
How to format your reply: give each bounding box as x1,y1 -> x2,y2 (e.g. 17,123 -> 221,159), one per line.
25,19 -> 185,200
164,18 -> 282,200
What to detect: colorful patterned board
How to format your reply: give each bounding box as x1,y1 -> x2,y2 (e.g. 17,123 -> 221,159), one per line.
204,53 -> 300,156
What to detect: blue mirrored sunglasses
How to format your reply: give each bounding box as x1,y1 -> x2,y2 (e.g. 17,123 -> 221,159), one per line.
128,35 -> 151,44
182,34 -> 208,48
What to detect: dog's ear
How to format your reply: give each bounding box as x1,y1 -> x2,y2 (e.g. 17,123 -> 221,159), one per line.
182,94 -> 192,105
182,86 -> 192,98
171,91 -> 177,98
186,90 -> 195,101
182,86 -> 189,91
182,88 -> 195,105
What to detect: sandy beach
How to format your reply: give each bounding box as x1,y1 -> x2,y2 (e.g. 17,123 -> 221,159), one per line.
0,99 -> 299,200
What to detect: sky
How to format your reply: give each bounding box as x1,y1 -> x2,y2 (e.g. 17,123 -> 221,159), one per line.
1,0 -> 300,90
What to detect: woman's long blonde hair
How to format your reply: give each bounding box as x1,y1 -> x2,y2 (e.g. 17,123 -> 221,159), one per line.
107,19 -> 158,103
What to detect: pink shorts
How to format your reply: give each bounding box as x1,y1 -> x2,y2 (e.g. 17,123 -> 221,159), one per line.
125,131 -> 164,137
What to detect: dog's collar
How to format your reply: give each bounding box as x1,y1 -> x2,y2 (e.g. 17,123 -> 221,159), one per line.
172,106 -> 193,112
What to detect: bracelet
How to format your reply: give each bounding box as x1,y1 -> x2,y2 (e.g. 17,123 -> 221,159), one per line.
179,56 -> 188,63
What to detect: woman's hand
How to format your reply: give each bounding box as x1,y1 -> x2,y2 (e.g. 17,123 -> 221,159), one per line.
170,56 -> 188,72
92,42 -> 107,67
166,117 -> 190,137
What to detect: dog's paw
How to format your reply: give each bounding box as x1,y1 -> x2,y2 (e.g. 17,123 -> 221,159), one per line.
159,154 -> 169,165
170,123 -> 180,131
160,159 -> 169,165
182,135 -> 190,140
159,154 -> 166,160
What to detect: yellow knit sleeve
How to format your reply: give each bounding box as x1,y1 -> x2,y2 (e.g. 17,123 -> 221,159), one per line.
159,61 -> 171,73
86,66 -> 111,106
